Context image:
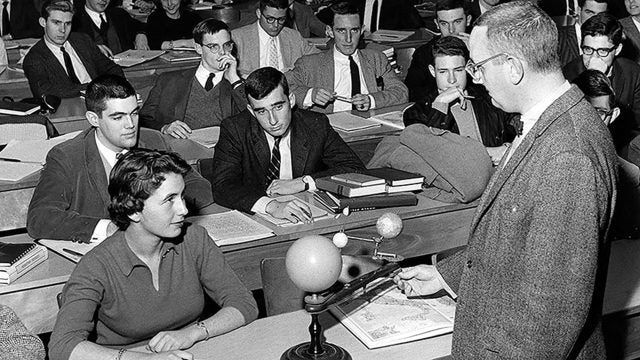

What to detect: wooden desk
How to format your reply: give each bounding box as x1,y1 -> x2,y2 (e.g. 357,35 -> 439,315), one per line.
135,310 -> 452,359
0,195 -> 476,333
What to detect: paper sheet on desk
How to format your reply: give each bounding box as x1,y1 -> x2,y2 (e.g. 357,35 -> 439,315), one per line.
190,210 -> 275,246
328,112 -> 382,132
0,131 -> 81,164
366,30 -> 414,42
369,110 -> 406,130
189,127 -> 220,148
0,161 -> 42,181
257,195 -> 330,227
37,239 -> 101,263
112,50 -> 165,67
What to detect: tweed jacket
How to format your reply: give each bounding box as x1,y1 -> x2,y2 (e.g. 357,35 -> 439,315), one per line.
437,85 -> 618,358
231,22 -> 317,77
139,67 -> 247,131
27,127 -> 213,242
0,304 -> 46,360
23,32 -> 124,98
286,48 -> 408,113
211,108 -> 365,213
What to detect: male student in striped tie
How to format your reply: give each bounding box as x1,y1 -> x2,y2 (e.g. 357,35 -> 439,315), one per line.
212,67 -> 364,224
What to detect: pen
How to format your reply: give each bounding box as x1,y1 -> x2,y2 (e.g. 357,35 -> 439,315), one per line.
0,157 -> 20,162
300,207 -> 312,218
62,248 -> 84,257
334,95 -> 353,103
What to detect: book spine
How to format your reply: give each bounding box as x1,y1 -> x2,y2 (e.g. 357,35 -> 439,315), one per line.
342,194 -> 417,210
0,248 -> 48,283
316,178 -> 352,197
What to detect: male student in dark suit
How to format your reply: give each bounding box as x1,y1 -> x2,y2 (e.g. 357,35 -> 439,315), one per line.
557,0 -> 608,66
563,12 -> 640,152
23,0 -> 123,99
212,67 -> 364,223
405,0 -> 472,102
285,0 -> 327,38
27,75 -> 213,242
139,19 -> 246,138
0,0 -> 43,39
72,0 -> 149,58
395,2 -> 617,357
317,0 -> 423,32
286,1 -> 408,113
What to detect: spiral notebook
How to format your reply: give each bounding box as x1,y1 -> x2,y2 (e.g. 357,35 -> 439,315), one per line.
0,242 -> 38,267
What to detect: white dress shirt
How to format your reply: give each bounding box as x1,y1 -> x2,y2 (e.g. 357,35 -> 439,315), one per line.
195,63 -> 223,89
258,22 -> 283,71
251,130 -> 293,214
363,0 -> 382,32
44,38 -> 93,84
85,5 -> 106,29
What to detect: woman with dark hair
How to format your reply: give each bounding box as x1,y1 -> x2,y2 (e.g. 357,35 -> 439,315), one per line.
146,0 -> 201,50
49,149 -> 258,360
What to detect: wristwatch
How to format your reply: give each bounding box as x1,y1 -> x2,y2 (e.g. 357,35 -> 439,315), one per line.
302,175 -> 312,191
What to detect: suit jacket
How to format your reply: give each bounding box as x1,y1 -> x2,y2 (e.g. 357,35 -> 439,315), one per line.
231,22 -> 317,78
8,0 -> 43,39
557,24 -> 580,67
437,86 -> 617,358
403,84 -> 516,147
72,6 -> 144,52
564,57 -> 640,148
286,48 -> 408,113
620,17 -> 640,64
211,108 -> 365,213
139,67 -> 247,131
23,33 -> 124,98
317,0 -> 423,31
27,127 -> 214,242
404,37 -> 438,102
289,1 -> 327,38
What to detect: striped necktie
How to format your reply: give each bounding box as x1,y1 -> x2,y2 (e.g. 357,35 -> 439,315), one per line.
265,136 -> 281,187
268,37 -> 279,69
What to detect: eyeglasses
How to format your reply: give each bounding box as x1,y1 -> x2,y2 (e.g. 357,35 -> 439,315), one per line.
202,41 -> 234,54
262,14 -> 287,25
581,45 -> 617,57
465,53 -> 510,81
595,107 -> 615,119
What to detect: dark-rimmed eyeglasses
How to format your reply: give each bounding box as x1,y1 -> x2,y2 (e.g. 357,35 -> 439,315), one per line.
465,53 -> 510,81
262,14 -> 287,25
595,107 -> 615,119
202,41 -> 234,54
581,45 -> 617,57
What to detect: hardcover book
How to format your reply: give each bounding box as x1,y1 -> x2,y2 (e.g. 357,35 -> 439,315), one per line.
316,176 -> 387,198
365,168 -> 425,186
314,191 -> 417,213
0,100 -> 39,116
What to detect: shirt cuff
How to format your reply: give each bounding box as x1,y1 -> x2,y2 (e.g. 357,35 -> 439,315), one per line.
251,196 -> 274,215
306,177 -> 317,191
368,94 -> 376,109
432,100 -> 449,115
91,219 -> 112,242
303,88 -> 314,108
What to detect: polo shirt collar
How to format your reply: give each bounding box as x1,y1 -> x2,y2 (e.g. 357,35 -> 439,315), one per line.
110,231 -> 180,277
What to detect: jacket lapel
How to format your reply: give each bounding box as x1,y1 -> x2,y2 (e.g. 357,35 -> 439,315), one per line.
39,40 -> 72,80
84,129 -> 110,208
174,68 -> 197,121
249,115 -> 271,175
358,50 -> 377,93
322,50 -> 336,112
290,111 -> 309,177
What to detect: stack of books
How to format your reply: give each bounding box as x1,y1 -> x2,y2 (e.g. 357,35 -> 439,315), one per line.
0,242 -> 48,284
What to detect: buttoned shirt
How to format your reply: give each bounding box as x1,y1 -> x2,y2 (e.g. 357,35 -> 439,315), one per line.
43,38 -> 92,84
258,22 -> 283,71
85,5 -> 105,29
195,63 -> 222,89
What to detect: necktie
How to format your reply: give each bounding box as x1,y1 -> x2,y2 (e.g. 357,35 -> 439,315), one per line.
349,55 -> 361,110
61,46 -> 80,84
99,14 -> 108,33
265,136 -> 281,187
268,37 -> 279,69
370,0 -> 378,33
204,73 -> 215,91
2,1 -> 10,37
510,115 -> 523,136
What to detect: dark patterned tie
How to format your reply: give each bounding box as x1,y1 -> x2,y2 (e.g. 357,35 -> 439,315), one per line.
2,1 -> 10,37
204,73 -> 215,91
265,136 -> 281,187
370,0 -> 378,33
349,55 -> 361,110
61,46 -> 80,84
99,14 -> 108,34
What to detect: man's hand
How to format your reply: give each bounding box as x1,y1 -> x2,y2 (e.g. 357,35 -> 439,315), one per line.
148,327 -> 199,353
220,53 -> 240,84
135,33 -> 150,50
161,121 -> 192,139
266,178 -> 306,196
352,94 -> 371,111
585,56 -> 608,73
434,86 -> 468,107
393,265 -> 444,297
486,144 -> 510,166
98,44 -> 114,58
312,88 -> 335,106
266,198 -> 313,224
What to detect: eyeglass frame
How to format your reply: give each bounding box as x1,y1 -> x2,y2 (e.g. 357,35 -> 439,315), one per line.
465,52 -> 510,81
261,13 -> 287,25
201,41 -> 235,54
581,45 -> 617,58
595,107 -> 615,119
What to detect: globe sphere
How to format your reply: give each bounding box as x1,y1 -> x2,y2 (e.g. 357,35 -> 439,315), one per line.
376,212 -> 403,239
332,232 -> 349,248
285,235 -> 343,293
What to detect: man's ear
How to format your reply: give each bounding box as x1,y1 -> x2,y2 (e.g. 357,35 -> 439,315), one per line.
507,57 -> 524,85
433,18 -> 441,32
615,43 -> 623,57
128,212 -> 141,224
609,107 -> 621,125
466,15 -> 472,27
428,64 -> 436,78
326,24 -> 334,39
39,17 -> 46,28
289,93 -> 296,109
256,8 -> 261,19
194,43 -> 203,56
86,111 -> 100,127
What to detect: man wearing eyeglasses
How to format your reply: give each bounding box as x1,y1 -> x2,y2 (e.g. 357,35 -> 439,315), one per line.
139,19 -> 247,139
557,0 -> 608,66
564,12 -> 640,153
232,0 -> 316,78
394,2 -> 617,358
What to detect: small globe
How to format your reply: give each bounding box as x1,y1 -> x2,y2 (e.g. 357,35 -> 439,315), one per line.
285,235 -> 343,293
376,212 -> 403,239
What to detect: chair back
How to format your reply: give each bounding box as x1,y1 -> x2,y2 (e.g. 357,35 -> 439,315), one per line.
260,257 -> 306,317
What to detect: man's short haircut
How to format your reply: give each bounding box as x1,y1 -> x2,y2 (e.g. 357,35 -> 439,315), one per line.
578,0 -> 608,8
85,75 -> 136,116
329,1 -> 362,26
574,69 -> 615,104
245,67 -> 289,101
41,0 -> 74,19
108,149 -> 191,230
432,36 -> 469,63
193,18 -> 230,45
475,1 -> 560,73
260,0 -> 289,12
581,12 -> 623,46
435,0 -> 468,15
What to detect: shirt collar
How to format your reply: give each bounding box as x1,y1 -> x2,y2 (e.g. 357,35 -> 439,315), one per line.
43,37 -> 69,54
85,5 -> 104,26
518,81 -> 572,138
195,63 -> 222,89
333,47 -> 360,64
110,231 -> 180,277
94,131 -> 128,168
257,21 -> 278,42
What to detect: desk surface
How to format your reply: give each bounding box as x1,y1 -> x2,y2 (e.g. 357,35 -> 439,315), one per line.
134,310 -> 452,360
